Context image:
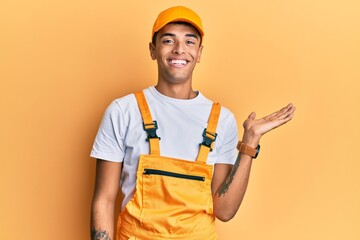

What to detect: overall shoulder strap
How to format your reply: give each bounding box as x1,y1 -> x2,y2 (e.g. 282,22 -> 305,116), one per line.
196,103 -> 221,163
134,91 -> 160,156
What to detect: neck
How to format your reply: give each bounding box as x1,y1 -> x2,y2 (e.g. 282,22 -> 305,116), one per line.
155,81 -> 198,99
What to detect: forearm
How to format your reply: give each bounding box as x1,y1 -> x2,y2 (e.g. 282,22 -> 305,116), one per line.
212,103 -> 295,221
91,160 -> 122,240
91,198 -> 116,240
213,152 -> 253,222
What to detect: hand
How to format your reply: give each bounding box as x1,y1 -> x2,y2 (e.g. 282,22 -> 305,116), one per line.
242,103 -> 296,147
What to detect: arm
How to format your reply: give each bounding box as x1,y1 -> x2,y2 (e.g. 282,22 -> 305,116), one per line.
212,103 -> 296,222
91,159 -> 122,240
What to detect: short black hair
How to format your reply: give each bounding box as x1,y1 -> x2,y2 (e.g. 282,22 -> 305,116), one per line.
152,21 -> 202,45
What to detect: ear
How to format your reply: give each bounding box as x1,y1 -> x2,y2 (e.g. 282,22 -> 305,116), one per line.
149,42 -> 157,60
196,45 -> 204,63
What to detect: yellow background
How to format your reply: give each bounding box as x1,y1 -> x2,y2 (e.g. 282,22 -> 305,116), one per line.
1,0 -> 359,239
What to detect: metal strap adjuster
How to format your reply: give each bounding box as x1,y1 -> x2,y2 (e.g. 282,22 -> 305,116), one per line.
143,121 -> 161,141
199,129 -> 217,151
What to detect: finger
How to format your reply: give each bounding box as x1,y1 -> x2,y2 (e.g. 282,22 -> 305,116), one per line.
271,109 -> 295,122
270,104 -> 295,120
267,110 -> 280,119
279,105 -> 296,119
248,112 -> 256,120
265,103 -> 293,119
274,109 -> 296,125
276,103 -> 293,116
278,114 -> 295,127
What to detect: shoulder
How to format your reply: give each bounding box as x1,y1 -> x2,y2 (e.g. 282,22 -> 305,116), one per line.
100,91 -> 143,125
220,105 -> 235,121
106,89 -> 150,116
112,92 -> 136,111
200,92 -> 236,123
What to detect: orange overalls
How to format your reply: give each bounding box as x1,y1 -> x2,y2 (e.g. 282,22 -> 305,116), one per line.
117,91 -> 221,240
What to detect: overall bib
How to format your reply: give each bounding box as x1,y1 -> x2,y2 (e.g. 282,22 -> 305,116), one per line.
117,91 -> 221,240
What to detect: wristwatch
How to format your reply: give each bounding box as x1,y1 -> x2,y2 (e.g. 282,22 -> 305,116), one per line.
237,141 -> 261,159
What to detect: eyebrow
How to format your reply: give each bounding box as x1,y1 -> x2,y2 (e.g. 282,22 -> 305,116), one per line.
160,33 -> 199,40
185,34 -> 199,39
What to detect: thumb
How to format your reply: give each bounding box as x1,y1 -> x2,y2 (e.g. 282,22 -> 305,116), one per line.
248,112 -> 256,120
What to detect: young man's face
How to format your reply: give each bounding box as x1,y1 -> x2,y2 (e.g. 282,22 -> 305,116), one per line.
149,23 -> 203,85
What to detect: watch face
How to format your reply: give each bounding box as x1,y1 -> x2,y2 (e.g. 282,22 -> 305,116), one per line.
254,145 -> 261,158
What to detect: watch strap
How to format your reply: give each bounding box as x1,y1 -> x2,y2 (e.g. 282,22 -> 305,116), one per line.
237,141 -> 260,159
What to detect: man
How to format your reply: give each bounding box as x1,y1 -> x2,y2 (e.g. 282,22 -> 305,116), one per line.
90,6 -> 295,240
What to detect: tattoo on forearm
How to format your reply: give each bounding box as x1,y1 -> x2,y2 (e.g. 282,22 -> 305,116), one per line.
218,154 -> 241,197
91,227 -> 111,240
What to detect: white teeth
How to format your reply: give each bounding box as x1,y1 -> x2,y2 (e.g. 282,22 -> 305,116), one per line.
170,59 -> 187,65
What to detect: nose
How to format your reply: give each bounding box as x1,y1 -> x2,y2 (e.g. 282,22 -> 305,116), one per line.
172,42 -> 185,55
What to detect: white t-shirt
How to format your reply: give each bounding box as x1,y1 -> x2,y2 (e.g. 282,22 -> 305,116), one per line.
91,86 -> 239,209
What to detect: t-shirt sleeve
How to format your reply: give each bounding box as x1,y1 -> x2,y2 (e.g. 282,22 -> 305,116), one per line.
90,101 -> 125,162
215,112 -> 239,165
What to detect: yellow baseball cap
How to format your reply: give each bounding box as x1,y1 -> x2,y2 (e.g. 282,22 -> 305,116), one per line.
152,6 -> 204,40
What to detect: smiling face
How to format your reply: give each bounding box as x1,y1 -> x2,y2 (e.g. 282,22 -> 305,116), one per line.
149,23 -> 203,86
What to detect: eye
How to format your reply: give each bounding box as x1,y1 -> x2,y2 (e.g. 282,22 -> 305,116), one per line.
163,39 -> 174,44
186,40 -> 195,45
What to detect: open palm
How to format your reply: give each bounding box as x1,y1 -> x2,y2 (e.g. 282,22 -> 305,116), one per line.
243,103 -> 296,139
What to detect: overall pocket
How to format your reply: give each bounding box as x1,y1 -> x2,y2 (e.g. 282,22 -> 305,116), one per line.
143,168 -> 205,181
137,155 -> 215,234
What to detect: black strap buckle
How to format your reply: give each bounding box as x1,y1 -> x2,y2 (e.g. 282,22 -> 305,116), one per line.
143,121 -> 161,141
199,129 -> 217,151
